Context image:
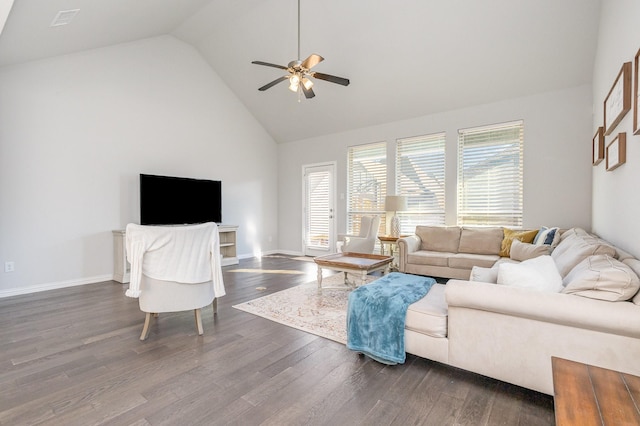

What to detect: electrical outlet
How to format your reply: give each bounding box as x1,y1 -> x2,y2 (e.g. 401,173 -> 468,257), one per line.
5,261 -> 15,273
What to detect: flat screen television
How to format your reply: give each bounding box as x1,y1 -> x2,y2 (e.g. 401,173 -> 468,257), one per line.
140,174 -> 222,225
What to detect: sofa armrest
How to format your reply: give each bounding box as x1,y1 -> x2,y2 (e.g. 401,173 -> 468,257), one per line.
397,235 -> 421,272
445,280 -> 640,339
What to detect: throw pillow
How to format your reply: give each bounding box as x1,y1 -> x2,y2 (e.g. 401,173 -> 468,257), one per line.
470,266 -> 498,283
551,234 -> 616,278
497,255 -> 563,292
510,239 -> 552,261
533,226 -> 561,246
562,255 -> 640,302
499,228 -> 539,257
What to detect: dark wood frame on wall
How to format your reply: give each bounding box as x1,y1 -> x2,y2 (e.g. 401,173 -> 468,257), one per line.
592,126 -> 604,165
634,49 -> 640,135
604,62 -> 632,136
606,133 -> 626,171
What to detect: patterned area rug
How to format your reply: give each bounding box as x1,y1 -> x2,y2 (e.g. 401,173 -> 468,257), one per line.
233,273 -> 375,344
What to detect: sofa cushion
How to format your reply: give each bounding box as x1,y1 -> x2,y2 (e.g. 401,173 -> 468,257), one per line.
552,232 -> 616,277
533,226 -> 561,246
622,259 -> 640,305
499,228 -> 539,257
497,255 -> 563,292
510,240 -> 552,261
406,283 -> 447,338
448,253 -> 500,269
562,255 -> 640,302
470,266 -> 498,283
457,227 -> 503,255
616,247 -> 636,262
470,257 -> 517,282
407,251 -> 451,267
416,226 -> 461,253
560,227 -> 590,242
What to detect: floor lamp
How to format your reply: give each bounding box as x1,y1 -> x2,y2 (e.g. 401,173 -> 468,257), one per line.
385,195 -> 407,237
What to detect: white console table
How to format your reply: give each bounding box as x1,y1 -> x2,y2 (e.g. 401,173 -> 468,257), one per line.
112,224 -> 239,284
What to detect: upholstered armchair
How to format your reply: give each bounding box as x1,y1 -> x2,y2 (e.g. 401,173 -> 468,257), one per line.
125,222 -> 225,340
337,215 -> 381,254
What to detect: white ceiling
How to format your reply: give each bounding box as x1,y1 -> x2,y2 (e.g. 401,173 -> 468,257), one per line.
0,0 -> 602,143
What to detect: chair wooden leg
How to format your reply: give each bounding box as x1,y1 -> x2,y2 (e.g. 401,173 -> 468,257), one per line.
194,309 -> 204,335
140,312 -> 152,340
212,298 -> 218,315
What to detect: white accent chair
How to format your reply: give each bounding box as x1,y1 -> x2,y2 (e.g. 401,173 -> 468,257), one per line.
125,222 -> 225,340
337,215 -> 381,254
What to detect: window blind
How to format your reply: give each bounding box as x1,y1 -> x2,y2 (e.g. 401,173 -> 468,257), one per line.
396,133 -> 446,233
306,170 -> 330,249
347,141 -> 387,236
457,121 -> 524,227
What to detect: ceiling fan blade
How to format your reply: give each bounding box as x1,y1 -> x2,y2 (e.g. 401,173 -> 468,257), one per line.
252,61 -> 289,70
312,72 -> 350,86
301,82 -> 315,99
258,76 -> 289,91
300,54 -> 324,70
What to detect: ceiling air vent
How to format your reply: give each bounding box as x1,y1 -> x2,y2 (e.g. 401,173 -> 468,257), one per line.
50,9 -> 80,27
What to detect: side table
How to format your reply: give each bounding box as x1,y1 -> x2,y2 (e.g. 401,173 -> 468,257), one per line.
378,235 -> 407,270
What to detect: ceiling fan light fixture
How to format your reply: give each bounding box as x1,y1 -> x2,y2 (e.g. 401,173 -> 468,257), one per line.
302,78 -> 313,90
288,74 -> 300,92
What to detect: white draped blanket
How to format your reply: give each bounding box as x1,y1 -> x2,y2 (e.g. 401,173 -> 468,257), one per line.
125,222 -> 225,298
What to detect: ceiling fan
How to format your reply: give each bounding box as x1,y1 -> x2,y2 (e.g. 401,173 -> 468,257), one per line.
251,0 -> 350,99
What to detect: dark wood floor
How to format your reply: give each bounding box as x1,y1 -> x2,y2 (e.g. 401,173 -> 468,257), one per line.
0,255 -> 555,425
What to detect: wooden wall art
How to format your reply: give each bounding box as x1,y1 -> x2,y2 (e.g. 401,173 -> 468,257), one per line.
604,62 -> 632,136
606,133 -> 626,171
592,127 -> 604,165
634,49 -> 640,135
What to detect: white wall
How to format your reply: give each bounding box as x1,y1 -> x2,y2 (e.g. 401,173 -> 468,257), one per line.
278,85 -> 593,254
0,35 -> 279,296
591,0 -> 640,257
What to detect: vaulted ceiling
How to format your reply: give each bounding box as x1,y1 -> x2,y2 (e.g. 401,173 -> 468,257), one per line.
0,0 -> 602,142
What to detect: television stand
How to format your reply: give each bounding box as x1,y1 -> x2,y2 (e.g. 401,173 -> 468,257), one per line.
112,224 -> 239,284
217,225 -> 239,266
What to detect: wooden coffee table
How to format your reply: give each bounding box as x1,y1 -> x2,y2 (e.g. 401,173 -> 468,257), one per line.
314,252 -> 393,292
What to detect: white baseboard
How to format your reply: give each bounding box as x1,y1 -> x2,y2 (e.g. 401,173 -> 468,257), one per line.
237,250 -> 303,259
0,274 -> 115,298
0,251 -> 308,298
269,250 -> 304,256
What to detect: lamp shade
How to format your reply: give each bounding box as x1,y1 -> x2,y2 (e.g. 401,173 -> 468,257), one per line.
385,195 -> 408,212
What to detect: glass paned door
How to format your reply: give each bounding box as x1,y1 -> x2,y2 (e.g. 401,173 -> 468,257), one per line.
303,163 -> 336,256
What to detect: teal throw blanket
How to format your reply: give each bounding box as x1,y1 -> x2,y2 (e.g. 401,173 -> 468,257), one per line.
346,272 -> 435,365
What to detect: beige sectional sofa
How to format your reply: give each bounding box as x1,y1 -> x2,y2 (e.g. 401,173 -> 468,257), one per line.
398,227 -> 640,395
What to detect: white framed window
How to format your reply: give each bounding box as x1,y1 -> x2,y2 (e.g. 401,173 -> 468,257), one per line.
347,141 -> 387,236
457,121 -> 524,227
396,133 -> 446,233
